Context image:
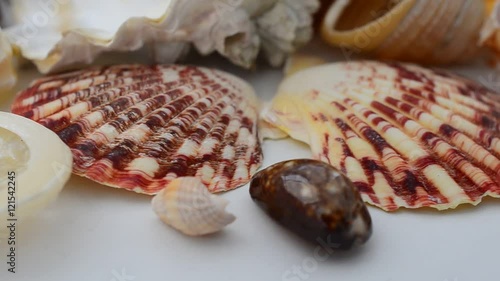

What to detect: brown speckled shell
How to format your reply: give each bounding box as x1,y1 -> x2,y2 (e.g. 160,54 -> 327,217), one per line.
250,159 -> 372,249
12,64 -> 262,194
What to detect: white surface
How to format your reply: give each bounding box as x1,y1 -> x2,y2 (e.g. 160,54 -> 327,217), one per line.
1,44 -> 500,281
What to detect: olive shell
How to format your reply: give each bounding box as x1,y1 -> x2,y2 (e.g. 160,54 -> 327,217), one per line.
250,159 -> 372,250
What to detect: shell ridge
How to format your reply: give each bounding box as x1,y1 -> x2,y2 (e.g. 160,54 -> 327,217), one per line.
86,86 -> 219,178
16,66 -> 166,114
34,77 -> 173,130
209,93 -> 261,192
331,100 -> 438,209
307,101 -> 385,207
366,93 -> 500,189
345,97 -> 476,204
314,90 -> 450,208
361,97 -> 499,201
61,80 -> 217,149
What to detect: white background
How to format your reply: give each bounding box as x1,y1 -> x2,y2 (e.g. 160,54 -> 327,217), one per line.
1,42 -> 500,281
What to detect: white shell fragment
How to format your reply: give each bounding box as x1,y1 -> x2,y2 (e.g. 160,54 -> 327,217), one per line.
262,61 -> 500,211
0,111 -> 73,227
152,177 -> 236,236
3,0 -> 319,73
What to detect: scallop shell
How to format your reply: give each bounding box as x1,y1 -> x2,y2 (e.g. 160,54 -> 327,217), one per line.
262,61 -> 500,211
11,64 -> 262,194
321,0 -> 484,64
152,177 -> 236,236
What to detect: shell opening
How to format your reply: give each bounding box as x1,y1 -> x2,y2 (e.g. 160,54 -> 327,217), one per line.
334,0 -> 398,31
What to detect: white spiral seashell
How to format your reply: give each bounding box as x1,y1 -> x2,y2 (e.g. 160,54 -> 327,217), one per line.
152,177 -> 236,236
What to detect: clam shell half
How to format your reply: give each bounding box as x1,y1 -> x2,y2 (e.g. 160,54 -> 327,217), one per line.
12,64 -> 262,194
262,61 -> 500,211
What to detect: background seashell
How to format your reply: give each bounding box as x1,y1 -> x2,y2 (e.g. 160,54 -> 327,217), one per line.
0,28 -> 16,91
321,0 -> 485,65
11,64 -> 262,194
283,53 -> 327,77
1,0 -> 318,74
262,61 -> 500,211
152,177 -> 236,236
481,0 -> 500,57
486,0 -> 496,15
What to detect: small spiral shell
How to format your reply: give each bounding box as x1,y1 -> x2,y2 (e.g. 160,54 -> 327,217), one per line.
152,177 -> 236,236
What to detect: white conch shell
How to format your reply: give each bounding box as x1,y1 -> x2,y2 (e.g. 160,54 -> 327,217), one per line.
152,177 -> 236,236
3,0 -> 318,74
0,28 -> 16,91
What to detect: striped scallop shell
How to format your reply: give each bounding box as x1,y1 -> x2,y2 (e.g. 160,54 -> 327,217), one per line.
262,61 -> 500,211
11,64 -> 262,194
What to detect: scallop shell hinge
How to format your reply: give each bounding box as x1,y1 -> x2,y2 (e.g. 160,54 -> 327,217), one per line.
11,64 -> 263,194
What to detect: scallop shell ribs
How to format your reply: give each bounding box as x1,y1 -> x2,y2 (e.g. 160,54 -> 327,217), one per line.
262,61 -> 500,211
11,64 -> 263,194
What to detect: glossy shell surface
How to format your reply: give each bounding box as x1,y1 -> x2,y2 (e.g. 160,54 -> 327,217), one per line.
262,61 -> 500,211
12,64 -> 262,194
250,159 -> 372,249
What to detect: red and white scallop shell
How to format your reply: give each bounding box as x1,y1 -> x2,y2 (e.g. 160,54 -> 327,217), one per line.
11,64 -> 263,194
262,61 -> 500,211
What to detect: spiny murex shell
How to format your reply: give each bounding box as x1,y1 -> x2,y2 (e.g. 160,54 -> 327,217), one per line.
11,64 -> 262,194
152,177 -> 236,236
2,0 -> 318,74
262,61 -> 500,211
